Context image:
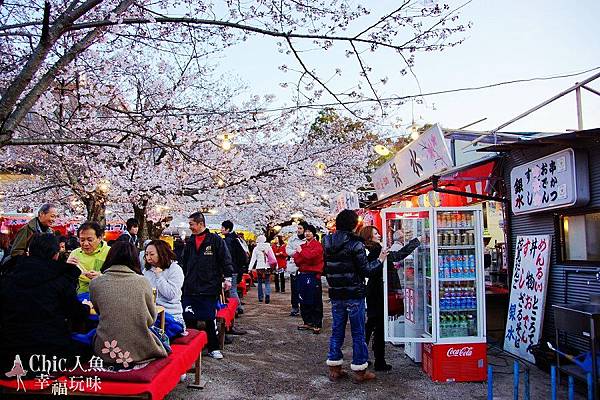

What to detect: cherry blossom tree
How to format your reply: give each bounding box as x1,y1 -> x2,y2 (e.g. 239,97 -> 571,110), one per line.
1,0 -> 470,146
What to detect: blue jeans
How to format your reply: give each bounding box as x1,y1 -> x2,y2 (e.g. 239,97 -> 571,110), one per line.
327,298 -> 369,370
230,273 -> 243,311
257,272 -> 271,300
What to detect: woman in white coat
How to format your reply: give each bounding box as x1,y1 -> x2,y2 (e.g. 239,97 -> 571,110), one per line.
249,235 -> 277,304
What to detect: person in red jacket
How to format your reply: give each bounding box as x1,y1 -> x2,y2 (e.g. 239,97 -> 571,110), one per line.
272,235 -> 287,293
292,225 -> 324,334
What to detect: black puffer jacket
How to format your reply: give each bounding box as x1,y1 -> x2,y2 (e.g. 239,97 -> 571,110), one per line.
323,231 -> 383,300
0,256 -> 90,371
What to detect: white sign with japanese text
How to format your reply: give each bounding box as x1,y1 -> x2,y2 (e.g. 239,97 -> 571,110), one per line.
510,148 -> 589,215
330,191 -> 360,214
503,235 -> 551,363
371,124 -> 453,200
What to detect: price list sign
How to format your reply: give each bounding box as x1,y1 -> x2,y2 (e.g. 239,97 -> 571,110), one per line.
503,235 -> 551,363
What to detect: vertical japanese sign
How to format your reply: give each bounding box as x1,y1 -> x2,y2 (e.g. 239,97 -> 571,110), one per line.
510,148 -> 589,215
504,235 -> 551,363
371,124 -> 453,199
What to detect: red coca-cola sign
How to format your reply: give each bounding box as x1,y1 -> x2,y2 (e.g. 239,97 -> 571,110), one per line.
446,346 -> 474,357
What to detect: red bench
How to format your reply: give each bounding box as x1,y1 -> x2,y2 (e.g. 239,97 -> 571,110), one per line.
0,329 -> 208,399
216,298 -> 239,349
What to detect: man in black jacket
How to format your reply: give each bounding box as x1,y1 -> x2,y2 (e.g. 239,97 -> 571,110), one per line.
0,233 -> 90,372
117,218 -> 139,248
324,210 -> 388,383
221,220 -> 248,317
182,212 -> 233,359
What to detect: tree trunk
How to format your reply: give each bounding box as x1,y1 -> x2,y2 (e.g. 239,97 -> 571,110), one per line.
133,201 -> 172,243
133,201 -> 149,243
147,216 -> 172,240
82,190 -> 107,227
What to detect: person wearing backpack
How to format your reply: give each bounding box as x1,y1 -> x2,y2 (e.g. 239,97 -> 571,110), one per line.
248,235 -> 277,304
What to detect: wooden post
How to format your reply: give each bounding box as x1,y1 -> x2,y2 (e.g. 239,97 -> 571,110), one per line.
187,353 -> 206,389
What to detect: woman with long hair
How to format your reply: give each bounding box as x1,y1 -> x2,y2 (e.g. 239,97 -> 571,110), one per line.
360,225 -> 389,371
90,242 -> 167,369
360,225 -> 420,371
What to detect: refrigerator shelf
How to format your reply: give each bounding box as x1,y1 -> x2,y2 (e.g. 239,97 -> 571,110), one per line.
439,277 -> 477,282
440,308 -> 477,312
436,226 -> 474,230
438,245 -> 476,250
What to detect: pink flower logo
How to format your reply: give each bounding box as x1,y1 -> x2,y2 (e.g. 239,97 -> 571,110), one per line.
116,352 -> 133,368
101,340 -> 121,359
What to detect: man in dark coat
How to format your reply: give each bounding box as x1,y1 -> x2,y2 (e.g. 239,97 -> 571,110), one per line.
181,212 -> 234,359
9,203 -> 58,258
117,218 -> 139,248
0,233 -> 90,372
323,210 -> 388,383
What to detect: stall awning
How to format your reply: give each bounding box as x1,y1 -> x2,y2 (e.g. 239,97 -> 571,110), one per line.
367,155 -> 503,210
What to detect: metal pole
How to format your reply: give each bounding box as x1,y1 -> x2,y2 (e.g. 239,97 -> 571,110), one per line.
524,368 -> 530,400
514,360 -> 520,400
488,365 -> 493,400
569,375 -> 575,400
551,365 -> 558,400
588,372 -> 594,400
466,71 -> 600,148
576,86 -> 584,130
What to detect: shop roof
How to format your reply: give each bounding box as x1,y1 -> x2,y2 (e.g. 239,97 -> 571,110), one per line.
476,128 -> 600,152
367,154 -> 501,209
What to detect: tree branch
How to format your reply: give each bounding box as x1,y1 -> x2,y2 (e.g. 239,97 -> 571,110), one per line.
6,138 -> 120,147
0,0 -> 132,144
350,40 -> 383,115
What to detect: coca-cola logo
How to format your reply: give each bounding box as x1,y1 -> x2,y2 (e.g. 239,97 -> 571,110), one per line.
446,346 -> 474,357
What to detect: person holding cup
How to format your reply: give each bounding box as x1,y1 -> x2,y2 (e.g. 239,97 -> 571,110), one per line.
142,240 -> 185,329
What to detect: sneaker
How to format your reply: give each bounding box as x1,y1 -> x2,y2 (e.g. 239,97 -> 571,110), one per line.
258,298 -> 263,303
208,350 -> 224,359
224,335 -> 233,345
237,309 -> 244,315
265,296 -> 270,304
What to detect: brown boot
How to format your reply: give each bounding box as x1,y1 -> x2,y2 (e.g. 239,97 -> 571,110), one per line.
352,369 -> 376,384
328,366 -> 348,382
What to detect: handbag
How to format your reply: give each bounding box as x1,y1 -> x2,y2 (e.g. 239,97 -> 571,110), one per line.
150,325 -> 172,354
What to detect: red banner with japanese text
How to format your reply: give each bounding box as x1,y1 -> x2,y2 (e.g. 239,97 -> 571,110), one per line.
503,235 -> 551,363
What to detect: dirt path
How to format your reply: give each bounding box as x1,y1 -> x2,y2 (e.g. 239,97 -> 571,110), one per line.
168,281 -> 582,400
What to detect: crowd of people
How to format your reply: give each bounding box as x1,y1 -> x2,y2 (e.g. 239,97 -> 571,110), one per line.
0,203 -> 421,385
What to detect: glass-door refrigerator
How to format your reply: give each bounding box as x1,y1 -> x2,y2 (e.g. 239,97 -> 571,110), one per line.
381,206 -> 487,382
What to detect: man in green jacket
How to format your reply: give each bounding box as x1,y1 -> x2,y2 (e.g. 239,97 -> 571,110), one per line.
70,221 -> 110,294
10,204 -> 58,257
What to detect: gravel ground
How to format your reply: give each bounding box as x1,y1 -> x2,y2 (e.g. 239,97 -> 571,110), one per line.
168,281 -> 586,400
